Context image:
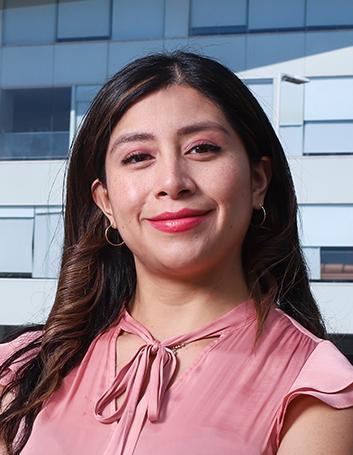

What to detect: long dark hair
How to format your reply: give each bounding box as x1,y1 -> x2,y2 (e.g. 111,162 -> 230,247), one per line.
0,50 -> 327,454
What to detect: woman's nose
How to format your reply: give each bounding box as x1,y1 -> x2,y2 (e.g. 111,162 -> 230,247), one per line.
153,154 -> 196,200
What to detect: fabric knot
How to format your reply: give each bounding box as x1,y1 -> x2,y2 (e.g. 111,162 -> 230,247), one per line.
150,340 -> 161,354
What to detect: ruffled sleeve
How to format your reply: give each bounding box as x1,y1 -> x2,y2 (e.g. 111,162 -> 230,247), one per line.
276,339 -> 353,447
0,331 -> 42,387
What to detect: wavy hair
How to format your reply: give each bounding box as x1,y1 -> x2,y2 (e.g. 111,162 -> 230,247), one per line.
0,50 -> 326,454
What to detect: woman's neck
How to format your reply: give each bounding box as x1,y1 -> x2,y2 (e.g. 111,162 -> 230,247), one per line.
128,259 -> 250,341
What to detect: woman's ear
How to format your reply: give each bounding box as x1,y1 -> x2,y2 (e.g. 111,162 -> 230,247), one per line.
251,156 -> 272,207
91,179 -> 116,227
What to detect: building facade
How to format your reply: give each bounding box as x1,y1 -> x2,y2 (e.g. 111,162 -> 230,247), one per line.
0,0 -> 353,357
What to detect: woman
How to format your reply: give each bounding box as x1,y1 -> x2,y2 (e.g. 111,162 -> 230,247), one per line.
1,51 -> 353,455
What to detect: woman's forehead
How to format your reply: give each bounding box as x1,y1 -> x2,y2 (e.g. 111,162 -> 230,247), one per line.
110,85 -> 233,139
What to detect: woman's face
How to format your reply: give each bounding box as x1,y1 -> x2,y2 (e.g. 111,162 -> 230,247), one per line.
92,84 -> 270,277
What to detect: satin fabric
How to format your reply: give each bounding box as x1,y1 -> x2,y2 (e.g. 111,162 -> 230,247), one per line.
1,299 -> 353,454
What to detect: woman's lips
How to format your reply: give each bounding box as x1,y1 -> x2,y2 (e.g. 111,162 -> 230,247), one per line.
147,213 -> 210,233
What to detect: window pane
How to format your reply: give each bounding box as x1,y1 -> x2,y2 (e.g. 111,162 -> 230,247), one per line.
190,0 -> 247,33
75,85 -> 101,130
0,88 -> 71,160
306,0 -> 353,27
112,0 -> 164,40
304,77 -> 353,121
299,205 -> 353,247
57,0 -> 110,40
3,0 -> 56,45
279,125 -> 303,156
0,218 -> 33,274
321,248 -> 353,281
33,211 -> 63,279
304,121 -> 353,155
303,247 -> 321,280
249,0 -> 305,30
245,79 -> 273,121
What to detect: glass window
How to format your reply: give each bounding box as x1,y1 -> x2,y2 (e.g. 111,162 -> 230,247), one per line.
112,0 -> 164,40
304,121 -> 353,155
3,0 -> 56,45
303,77 -> 353,155
303,247 -> 321,280
0,88 -> 71,160
321,247 -> 353,281
306,0 -> 353,27
190,0 -> 247,34
57,0 -> 111,41
32,210 -> 64,279
304,77 -> 353,121
75,85 -> 101,130
279,125 -> 303,156
244,79 -> 273,122
248,0 -> 305,30
298,205 -> 353,247
0,217 -> 33,276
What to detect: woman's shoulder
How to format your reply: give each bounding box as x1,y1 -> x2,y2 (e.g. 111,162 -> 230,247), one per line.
0,330 -> 42,387
269,305 -> 324,343
268,307 -> 353,449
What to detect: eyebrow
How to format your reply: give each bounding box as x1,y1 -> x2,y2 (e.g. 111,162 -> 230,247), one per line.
109,121 -> 230,155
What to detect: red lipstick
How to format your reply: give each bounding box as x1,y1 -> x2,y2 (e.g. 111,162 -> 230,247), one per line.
146,208 -> 211,233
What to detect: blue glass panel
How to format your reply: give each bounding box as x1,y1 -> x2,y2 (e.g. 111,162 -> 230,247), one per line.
249,0 -> 305,30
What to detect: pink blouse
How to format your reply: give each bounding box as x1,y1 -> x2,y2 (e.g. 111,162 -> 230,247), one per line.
1,299 -> 353,454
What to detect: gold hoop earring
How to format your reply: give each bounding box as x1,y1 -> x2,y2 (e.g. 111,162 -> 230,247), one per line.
251,204 -> 266,227
105,224 -> 125,247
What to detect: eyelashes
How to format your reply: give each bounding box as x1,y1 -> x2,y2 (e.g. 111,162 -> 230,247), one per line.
121,142 -> 222,166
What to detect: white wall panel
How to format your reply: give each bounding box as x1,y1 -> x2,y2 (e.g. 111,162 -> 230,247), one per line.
3,0 -> 56,45
0,207 -> 34,218
304,77 -> 353,121
298,205 -> 353,247
1,46 -> 54,88
0,218 -> 33,273
311,282 -> 353,334
112,0 -> 164,40
57,0 -> 110,40
248,0 -> 305,30
54,43 -> 108,85
0,278 -> 56,325
0,161 -> 65,206
289,156 -> 353,204
280,81 -> 304,126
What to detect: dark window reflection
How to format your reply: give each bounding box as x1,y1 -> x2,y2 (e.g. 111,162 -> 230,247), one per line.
321,247 -> 353,281
0,87 -> 71,160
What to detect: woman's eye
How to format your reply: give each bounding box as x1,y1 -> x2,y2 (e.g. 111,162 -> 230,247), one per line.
121,143 -> 221,165
188,143 -> 221,154
121,152 -> 151,165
